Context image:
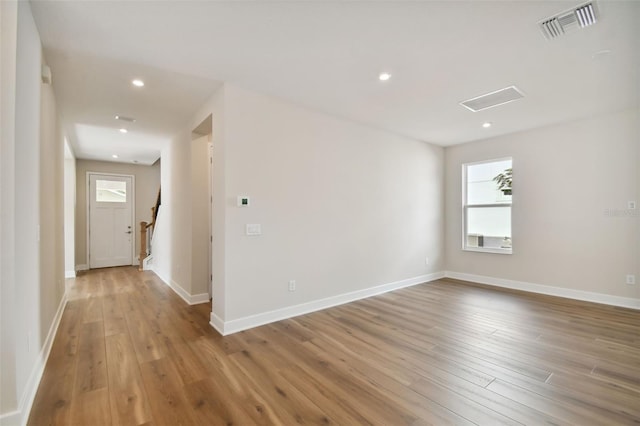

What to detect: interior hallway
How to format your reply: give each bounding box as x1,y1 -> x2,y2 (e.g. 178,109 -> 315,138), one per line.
28,267 -> 640,425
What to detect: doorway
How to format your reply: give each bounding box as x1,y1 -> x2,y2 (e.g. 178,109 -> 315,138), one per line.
192,115 -> 213,299
87,173 -> 135,268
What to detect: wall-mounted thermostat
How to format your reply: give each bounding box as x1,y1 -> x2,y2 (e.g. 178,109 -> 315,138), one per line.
237,196 -> 250,207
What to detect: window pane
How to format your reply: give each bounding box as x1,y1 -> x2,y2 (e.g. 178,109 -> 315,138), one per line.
96,180 -> 126,203
466,206 -> 511,249
467,159 -> 512,204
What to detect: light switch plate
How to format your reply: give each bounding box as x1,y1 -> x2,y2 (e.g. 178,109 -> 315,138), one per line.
246,224 -> 261,236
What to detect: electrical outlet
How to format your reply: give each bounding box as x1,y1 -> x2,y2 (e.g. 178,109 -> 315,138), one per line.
425,257 -> 430,266
288,280 -> 296,292
626,275 -> 636,285
628,201 -> 637,210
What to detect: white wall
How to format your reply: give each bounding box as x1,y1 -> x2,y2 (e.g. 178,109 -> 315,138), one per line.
74,160 -> 160,268
155,89 -> 224,305
1,2 -> 67,423
39,57 -> 65,357
222,85 -> 444,321
156,130 -> 194,296
63,142 -> 76,277
157,84 -> 445,331
445,109 -> 640,304
191,134 -> 211,297
1,0 -> 19,417
14,0 -> 43,411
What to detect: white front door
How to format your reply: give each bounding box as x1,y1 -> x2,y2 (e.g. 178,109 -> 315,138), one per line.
88,174 -> 134,268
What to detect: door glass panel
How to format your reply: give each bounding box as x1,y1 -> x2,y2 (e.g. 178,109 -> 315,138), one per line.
96,180 -> 126,203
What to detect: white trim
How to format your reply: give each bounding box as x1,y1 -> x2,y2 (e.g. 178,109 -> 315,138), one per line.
445,271 -> 640,310
86,172 -> 136,269
4,293 -> 68,425
190,293 -> 211,305
150,270 -> 210,306
141,254 -> 153,271
65,270 -> 76,278
75,264 -> 88,271
209,312 -> 225,335
463,247 -> 512,255
210,272 -> 445,336
0,410 -> 20,425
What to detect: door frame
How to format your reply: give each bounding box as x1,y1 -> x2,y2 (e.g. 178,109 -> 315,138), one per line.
86,171 -> 136,268
208,142 -> 213,298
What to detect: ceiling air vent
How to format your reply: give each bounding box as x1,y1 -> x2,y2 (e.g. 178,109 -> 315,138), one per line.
460,86 -> 524,112
539,2 -> 598,40
115,115 -> 136,123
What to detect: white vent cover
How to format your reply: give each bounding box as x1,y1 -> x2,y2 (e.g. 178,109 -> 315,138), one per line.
539,2 -> 598,40
114,115 -> 136,123
460,86 -> 524,112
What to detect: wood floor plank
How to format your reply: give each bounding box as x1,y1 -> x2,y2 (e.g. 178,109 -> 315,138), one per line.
47,299 -> 85,359
28,267 -> 640,425
229,347 -> 338,425
545,370 -> 640,419
105,332 -> 153,426
486,378 -> 634,425
301,337 -> 479,425
74,320 -> 108,394
102,294 -> 128,337
138,357 -> 198,426
183,377 -> 260,426
26,351 -> 77,425
69,387 -> 112,426
83,296 -> 105,323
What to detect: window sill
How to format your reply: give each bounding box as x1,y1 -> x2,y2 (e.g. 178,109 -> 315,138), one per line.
463,247 -> 512,255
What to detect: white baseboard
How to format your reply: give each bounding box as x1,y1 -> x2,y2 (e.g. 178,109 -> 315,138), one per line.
0,410 -> 20,425
141,255 -> 153,271
210,272 -> 445,336
209,312 -> 225,336
64,270 -> 76,278
189,293 -> 211,304
1,293 -> 68,426
445,271 -> 640,310
75,264 -> 88,271
150,270 -> 210,306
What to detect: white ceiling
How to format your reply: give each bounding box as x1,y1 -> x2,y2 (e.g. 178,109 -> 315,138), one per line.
31,0 -> 640,164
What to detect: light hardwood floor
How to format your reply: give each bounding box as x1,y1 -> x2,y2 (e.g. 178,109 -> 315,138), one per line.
28,266 -> 640,425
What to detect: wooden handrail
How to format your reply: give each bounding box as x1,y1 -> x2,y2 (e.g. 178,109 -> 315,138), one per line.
139,221 -> 149,271
152,188 -> 161,230
139,187 -> 161,271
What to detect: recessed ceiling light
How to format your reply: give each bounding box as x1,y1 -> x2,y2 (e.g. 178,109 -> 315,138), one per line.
119,128 -> 128,133
378,72 -> 391,81
132,79 -> 144,87
112,154 -> 119,159
482,122 -> 492,128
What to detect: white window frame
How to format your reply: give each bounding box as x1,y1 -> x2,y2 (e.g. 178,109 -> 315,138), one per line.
462,157 -> 512,255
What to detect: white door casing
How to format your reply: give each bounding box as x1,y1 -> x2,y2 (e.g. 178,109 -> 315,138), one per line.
88,173 -> 135,268
209,142 -> 213,299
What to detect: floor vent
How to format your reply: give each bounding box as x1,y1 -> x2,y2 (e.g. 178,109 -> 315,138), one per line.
539,2 -> 598,40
